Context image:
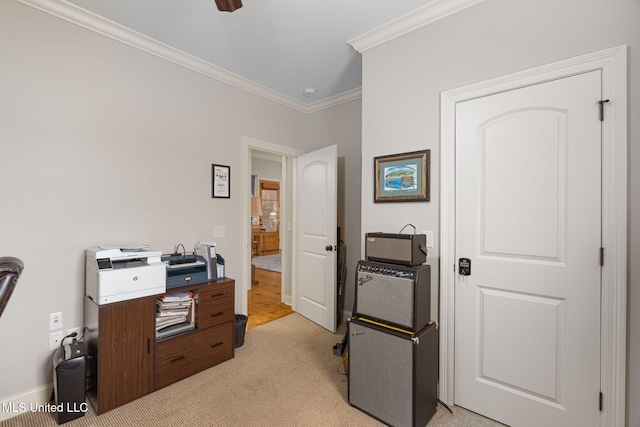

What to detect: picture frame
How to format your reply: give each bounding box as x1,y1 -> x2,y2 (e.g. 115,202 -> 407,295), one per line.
374,149 -> 430,203
212,164 -> 230,198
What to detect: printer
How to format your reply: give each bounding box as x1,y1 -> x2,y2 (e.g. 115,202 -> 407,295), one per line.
161,253 -> 208,289
86,246 -> 166,305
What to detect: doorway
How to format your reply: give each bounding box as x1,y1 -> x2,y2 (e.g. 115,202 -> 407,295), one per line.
240,137 -> 303,329
248,160 -> 292,329
241,137 -> 339,333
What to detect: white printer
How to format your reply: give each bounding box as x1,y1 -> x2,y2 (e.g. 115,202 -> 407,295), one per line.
86,246 -> 166,305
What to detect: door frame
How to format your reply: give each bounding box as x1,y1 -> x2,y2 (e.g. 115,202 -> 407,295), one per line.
240,136 -> 303,316
439,45 -> 627,426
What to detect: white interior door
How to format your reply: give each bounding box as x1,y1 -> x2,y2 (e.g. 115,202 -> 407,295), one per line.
295,145 -> 337,332
454,71 -> 602,426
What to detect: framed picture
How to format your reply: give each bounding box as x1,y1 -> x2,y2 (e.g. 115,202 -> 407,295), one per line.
374,149 -> 430,203
212,164 -> 230,198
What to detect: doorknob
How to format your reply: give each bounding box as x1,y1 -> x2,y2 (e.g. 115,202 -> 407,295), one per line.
325,245 -> 334,252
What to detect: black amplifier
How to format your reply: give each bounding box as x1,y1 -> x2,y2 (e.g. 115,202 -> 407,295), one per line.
354,260 -> 430,331
365,233 -> 427,266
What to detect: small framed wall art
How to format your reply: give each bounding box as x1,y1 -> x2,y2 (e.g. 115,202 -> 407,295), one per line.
374,149 -> 430,203
212,164 -> 230,198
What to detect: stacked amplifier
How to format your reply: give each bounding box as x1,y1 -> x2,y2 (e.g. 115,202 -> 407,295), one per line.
348,232 -> 438,427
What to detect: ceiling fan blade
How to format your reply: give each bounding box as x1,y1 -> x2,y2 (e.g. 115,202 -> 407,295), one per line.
215,0 -> 243,12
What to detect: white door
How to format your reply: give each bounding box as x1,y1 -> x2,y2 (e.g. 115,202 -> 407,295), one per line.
454,71 -> 602,426
295,145 -> 337,332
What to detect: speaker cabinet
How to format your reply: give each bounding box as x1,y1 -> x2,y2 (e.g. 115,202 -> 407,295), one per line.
355,261 -> 430,331
348,317 -> 438,427
365,233 -> 427,266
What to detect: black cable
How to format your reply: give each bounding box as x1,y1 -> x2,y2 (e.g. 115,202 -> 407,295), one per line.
438,399 -> 454,414
60,332 -> 78,348
399,223 -> 416,234
78,326 -> 88,342
174,243 -> 186,258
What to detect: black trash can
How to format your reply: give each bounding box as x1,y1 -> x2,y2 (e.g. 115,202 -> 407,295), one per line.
234,314 -> 248,348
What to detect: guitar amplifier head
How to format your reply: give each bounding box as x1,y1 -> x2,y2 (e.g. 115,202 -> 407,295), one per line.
365,233 -> 427,266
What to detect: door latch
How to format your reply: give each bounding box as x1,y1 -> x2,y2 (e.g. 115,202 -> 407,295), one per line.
459,258 -> 471,276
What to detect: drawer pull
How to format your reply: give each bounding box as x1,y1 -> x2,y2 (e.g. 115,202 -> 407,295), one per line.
211,293 -> 225,298
170,356 -> 185,363
211,312 -> 225,318
211,342 -> 223,348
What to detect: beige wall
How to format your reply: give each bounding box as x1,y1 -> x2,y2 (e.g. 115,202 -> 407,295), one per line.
359,0 -> 639,425
251,158 -> 282,183
0,0 -> 362,406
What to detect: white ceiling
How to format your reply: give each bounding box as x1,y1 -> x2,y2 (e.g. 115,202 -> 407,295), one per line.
65,0 -> 436,105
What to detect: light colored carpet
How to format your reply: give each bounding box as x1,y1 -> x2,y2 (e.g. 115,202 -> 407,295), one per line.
1,314 -> 503,427
251,254 -> 281,272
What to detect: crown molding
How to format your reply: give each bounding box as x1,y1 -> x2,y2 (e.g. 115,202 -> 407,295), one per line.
348,0 -> 486,53
303,87 -> 362,113
15,0 -> 361,114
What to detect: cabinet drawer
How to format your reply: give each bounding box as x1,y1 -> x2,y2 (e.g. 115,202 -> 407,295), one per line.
198,282 -> 234,329
155,322 -> 233,389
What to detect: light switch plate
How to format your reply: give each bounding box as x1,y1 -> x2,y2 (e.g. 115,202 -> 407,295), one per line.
213,226 -> 225,238
423,230 -> 434,248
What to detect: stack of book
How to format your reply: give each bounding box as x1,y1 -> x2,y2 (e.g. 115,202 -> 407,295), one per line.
155,291 -> 196,340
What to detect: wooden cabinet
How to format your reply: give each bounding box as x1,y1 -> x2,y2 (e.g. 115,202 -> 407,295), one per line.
155,322 -> 233,389
252,230 -> 279,255
262,231 -> 279,253
258,179 -> 280,254
85,296 -> 155,414
85,278 -> 235,414
155,280 -> 234,389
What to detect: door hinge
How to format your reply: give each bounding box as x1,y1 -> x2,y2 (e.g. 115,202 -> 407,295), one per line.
599,247 -> 604,266
598,99 -> 610,121
599,391 -> 603,411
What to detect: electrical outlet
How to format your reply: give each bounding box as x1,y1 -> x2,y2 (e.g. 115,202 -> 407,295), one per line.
49,312 -> 63,330
49,331 -> 63,351
423,230 -> 434,248
67,327 -> 82,340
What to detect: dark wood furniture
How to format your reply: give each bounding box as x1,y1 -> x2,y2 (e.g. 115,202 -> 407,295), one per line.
85,278 -> 235,414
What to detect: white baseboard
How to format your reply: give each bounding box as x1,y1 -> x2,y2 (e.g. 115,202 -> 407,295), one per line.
0,384 -> 52,421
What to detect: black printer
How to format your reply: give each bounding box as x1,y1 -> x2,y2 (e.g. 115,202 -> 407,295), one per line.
162,254 -> 209,289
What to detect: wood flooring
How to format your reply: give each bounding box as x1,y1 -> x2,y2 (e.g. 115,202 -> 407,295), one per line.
247,267 -> 293,330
